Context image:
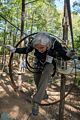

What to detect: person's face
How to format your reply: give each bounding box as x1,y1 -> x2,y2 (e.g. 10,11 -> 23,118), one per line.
34,44 -> 47,53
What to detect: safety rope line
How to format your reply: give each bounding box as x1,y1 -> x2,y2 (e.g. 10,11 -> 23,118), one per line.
0,14 -> 27,35
0,13 -> 67,44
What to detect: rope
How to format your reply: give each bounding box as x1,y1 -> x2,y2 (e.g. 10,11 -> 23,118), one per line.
0,14 -> 65,44
0,14 -> 27,35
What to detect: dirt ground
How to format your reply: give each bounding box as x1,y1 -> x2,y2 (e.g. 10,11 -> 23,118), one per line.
0,63 -> 80,120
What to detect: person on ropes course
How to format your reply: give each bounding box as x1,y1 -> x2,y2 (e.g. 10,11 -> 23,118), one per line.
5,32 -> 76,116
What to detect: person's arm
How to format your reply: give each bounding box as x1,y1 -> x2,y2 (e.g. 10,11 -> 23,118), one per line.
54,41 -> 71,60
5,44 -> 34,54
15,44 -> 33,54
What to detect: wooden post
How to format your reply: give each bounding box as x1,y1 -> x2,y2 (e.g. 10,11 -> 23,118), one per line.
18,0 -> 25,88
59,0 -> 69,119
59,74 -> 66,120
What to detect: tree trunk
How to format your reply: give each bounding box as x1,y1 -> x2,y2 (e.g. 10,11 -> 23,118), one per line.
59,0 -> 69,119
18,0 -> 25,88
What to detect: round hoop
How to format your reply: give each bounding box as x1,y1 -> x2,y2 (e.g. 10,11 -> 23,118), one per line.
8,32 -> 74,106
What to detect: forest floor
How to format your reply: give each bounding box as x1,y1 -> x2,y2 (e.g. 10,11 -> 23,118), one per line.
0,63 -> 80,120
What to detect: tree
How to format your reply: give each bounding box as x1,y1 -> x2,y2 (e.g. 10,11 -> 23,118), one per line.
73,1 -> 80,14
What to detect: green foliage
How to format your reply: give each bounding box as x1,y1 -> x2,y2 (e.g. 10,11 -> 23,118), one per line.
73,1 -> 80,14
25,0 -> 61,34
0,0 -> 80,54
72,14 -> 80,53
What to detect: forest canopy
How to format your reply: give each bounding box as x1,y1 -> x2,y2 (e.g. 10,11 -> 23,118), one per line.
0,0 -> 80,54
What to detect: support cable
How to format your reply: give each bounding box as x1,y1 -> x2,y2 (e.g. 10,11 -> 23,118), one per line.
0,14 -> 27,35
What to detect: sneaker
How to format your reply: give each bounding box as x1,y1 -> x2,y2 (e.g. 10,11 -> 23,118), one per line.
32,102 -> 39,116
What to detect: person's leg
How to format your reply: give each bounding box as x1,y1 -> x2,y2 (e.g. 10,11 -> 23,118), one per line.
34,72 -> 48,99
34,72 -> 42,89
33,63 -> 53,103
32,70 -> 42,115
33,61 -> 43,89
